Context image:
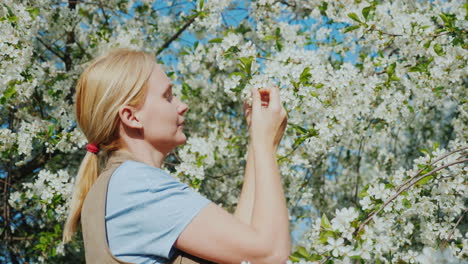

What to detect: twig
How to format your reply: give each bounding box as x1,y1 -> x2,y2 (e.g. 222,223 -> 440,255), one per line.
98,0 -> 110,26
156,14 -> 199,56
440,208 -> 467,250
396,146 -> 468,193
37,37 -> 66,62
375,28 -> 403,37
354,137 -> 364,203
320,256 -> 331,264
0,179 -> 14,188
355,158 -> 468,235
12,236 -> 34,241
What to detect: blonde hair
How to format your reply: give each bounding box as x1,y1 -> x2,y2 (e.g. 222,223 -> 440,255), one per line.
62,48 -> 155,243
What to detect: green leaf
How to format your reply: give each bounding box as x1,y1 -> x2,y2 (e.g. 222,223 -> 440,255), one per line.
348,12 -> 361,23
343,25 -> 360,33
295,246 -> 310,258
289,123 -> 308,135
423,40 -> 432,49
433,43 -> 445,56
8,15 -> 18,23
321,213 -> 332,230
238,57 -> 253,75
229,71 -> 246,79
289,255 -> 301,262
239,57 -> 252,68
299,67 -> 311,84
135,4 -> 149,14
318,230 -> 334,244
197,11 -> 208,19
26,7 -> 40,18
275,27 -> 281,37
408,66 -> 421,72
319,2 -> 328,16
292,136 -> 307,148
208,37 -> 223,43
190,178 -> 202,189
439,13 -> 450,25
1,85 -> 16,104
465,3 -> 468,20
199,0 -> 204,10
358,189 -> 368,198
263,35 -> 276,41
419,148 -> 431,156
386,62 -> 396,76
408,58 -> 432,73
417,175 -> 434,186
362,6 -> 372,20
276,39 -> 283,51
403,198 -> 411,208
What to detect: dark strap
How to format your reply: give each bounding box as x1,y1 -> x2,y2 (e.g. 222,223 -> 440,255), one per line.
81,150 -> 215,263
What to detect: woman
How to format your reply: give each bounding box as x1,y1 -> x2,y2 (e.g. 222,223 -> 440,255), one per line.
62,49 -> 290,264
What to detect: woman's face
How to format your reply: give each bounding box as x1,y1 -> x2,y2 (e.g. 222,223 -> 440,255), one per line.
136,64 -> 188,153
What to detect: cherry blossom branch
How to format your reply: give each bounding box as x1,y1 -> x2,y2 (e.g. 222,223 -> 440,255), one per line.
440,207 -> 467,250
0,178 -> 15,188
156,13 -> 199,56
320,256 -> 331,264
98,0 -> 110,26
12,236 -> 34,241
364,24 -> 403,37
373,28 -> 403,37
37,37 -> 66,62
355,158 -> 468,235
395,146 -> 468,193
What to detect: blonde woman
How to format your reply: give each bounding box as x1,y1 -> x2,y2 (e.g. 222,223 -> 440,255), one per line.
62,49 -> 290,264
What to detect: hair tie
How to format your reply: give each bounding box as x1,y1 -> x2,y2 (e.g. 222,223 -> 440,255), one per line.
86,143 -> 99,154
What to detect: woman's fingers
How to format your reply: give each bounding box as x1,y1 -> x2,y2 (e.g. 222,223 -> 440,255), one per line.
251,86 -> 262,110
267,85 -> 281,110
243,99 -> 251,113
251,86 -> 283,111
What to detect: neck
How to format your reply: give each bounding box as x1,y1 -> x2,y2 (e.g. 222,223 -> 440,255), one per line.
119,140 -> 167,168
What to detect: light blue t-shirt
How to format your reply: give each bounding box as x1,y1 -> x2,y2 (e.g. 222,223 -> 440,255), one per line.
105,160 -> 211,264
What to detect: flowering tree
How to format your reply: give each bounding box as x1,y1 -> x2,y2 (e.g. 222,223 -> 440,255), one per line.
1,0 -> 466,263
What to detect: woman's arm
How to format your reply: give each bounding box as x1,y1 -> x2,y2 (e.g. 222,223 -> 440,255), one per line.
234,142 -> 255,225
174,87 -> 290,263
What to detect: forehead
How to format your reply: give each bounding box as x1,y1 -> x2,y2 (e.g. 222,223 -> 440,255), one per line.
148,64 -> 170,93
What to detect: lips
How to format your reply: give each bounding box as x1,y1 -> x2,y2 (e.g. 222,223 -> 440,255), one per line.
178,120 -> 185,126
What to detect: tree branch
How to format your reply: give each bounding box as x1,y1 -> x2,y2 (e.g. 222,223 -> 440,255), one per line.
356,158 -> 468,235
156,13 -> 199,56
395,146 -> 468,193
440,207 -> 467,250
37,37 -> 66,62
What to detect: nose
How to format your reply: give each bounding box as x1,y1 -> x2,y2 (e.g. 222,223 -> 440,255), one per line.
178,99 -> 188,115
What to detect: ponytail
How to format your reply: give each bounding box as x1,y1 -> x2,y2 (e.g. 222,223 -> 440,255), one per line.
62,152 -> 99,243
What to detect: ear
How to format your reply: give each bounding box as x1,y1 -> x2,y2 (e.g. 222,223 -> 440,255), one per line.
118,105 -> 143,129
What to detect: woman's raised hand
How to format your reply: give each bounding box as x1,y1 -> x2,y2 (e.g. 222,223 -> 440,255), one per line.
249,86 -> 287,150
243,99 -> 253,131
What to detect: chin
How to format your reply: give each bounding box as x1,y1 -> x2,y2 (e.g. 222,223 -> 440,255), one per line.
176,134 -> 187,145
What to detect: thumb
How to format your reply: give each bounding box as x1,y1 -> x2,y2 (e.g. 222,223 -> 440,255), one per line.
250,87 -> 261,110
